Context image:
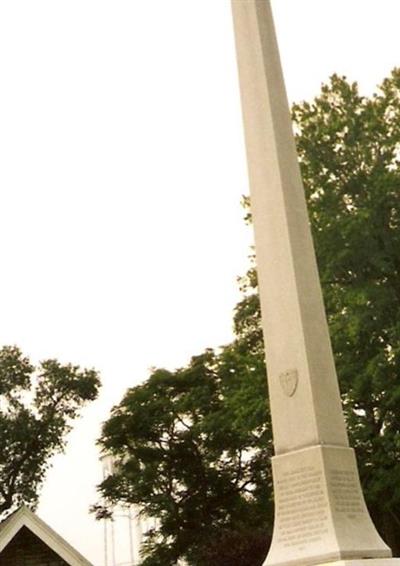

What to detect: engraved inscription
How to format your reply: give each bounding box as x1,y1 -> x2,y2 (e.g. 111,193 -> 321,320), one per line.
330,469 -> 363,518
279,369 -> 298,397
275,466 -> 329,548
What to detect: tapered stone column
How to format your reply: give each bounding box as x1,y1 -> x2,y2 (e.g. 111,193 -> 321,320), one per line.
231,1 -> 398,565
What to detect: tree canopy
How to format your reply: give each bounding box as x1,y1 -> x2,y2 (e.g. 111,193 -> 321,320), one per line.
94,332 -> 272,566
95,69 -> 400,562
0,345 -> 100,516
293,69 -> 400,553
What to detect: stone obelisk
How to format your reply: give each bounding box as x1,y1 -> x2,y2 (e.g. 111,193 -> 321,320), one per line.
231,1 -> 399,565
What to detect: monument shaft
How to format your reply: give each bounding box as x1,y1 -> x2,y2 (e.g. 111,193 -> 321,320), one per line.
231,0 -> 347,456
231,1 -> 396,564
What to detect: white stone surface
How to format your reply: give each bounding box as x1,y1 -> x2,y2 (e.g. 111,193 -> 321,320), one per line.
265,446 -> 390,566
317,561 -> 400,565
231,0 -> 393,564
231,0 -> 347,456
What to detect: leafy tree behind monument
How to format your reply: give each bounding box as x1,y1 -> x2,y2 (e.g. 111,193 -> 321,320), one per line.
95,70 -> 400,563
0,345 -> 100,516
294,70 -> 400,554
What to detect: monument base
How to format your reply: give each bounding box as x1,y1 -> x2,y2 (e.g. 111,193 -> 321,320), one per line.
264,445 -> 391,566
317,561 -> 400,565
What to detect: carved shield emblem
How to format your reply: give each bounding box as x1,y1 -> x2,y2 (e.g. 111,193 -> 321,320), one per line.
279,369 -> 298,397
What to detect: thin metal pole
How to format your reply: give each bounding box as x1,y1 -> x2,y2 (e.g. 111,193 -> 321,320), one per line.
103,517 -> 108,566
128,508 -> 134,565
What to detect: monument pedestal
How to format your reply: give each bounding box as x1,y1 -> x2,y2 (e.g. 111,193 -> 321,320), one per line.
318,562 -> 400,565
265,446 -> 391,566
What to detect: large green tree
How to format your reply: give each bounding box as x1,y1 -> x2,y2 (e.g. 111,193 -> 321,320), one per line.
293,69 -> 400,553
0,345 -> 100,516
94,332 -> 272,566
95,69 -> 400,562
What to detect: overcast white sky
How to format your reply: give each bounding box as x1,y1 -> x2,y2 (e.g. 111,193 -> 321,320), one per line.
1,1 -> 400,564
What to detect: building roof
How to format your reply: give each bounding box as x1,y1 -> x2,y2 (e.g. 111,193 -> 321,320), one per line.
0,505 -> 93,566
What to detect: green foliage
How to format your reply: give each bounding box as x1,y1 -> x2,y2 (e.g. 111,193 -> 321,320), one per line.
191,528 -> 269,566
95,337 -> 272,565
0,345 -> 100,516
292,69 -> 400,553
96,69 -> 400,561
